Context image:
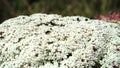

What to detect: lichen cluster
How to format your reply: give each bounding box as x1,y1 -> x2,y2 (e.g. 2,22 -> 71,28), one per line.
0,13 -> 120,68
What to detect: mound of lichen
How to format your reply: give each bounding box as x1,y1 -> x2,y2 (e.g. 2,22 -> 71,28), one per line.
0,13 -> 120,68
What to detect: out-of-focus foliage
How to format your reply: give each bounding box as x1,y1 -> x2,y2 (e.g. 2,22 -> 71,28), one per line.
0,0 -> 120,23
96,11 -> 120,24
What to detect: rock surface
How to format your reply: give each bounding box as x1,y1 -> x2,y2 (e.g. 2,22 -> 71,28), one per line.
0,13 -> 120,68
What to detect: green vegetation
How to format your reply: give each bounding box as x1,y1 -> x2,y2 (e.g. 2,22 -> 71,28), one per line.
0,0 -> 120,23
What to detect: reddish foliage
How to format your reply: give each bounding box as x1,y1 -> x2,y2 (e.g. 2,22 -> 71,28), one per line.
96,12 -> 120,22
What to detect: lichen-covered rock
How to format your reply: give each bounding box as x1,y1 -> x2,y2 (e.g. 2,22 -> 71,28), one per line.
0,13 -> 120,68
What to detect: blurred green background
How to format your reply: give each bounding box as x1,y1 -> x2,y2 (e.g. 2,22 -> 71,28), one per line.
0,0 -> 120,23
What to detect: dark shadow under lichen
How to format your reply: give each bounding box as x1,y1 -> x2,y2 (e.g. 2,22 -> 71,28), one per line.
92,61 -> 101,68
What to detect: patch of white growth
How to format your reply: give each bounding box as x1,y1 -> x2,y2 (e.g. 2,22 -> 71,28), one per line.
0,13 -> 120,68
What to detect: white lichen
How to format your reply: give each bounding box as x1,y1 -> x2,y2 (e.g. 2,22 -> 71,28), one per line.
0,13 -> 120,68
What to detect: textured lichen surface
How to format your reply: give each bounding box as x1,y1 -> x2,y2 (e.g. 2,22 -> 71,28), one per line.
0,13 -> 120,68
